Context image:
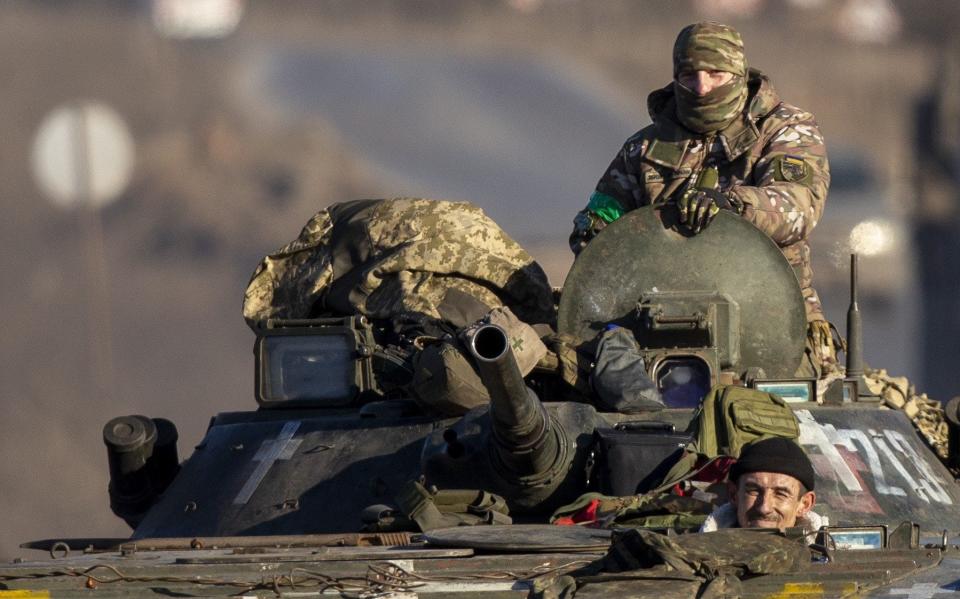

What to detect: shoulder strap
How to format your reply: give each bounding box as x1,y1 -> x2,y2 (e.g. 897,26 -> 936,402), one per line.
395,481 -> 513,531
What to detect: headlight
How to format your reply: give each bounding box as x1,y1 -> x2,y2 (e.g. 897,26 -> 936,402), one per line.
254,317 -> 376,408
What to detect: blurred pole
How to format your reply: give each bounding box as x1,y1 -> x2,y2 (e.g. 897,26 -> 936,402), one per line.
80,206 -> 116,406
71,105 -> 116,406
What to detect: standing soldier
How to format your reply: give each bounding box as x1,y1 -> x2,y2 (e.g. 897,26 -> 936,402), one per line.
570,21 -> 836,376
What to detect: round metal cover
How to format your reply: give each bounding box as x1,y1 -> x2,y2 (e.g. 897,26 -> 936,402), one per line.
424,524 -> 612,552
558,206 -> 806,378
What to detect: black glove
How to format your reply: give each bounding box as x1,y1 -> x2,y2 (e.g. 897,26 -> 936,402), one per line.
677,187 -> 743,234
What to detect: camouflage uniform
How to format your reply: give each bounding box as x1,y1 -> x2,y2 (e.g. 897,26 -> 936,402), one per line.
571,23 -> 834,373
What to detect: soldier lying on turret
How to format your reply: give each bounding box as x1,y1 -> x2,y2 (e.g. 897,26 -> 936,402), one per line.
701,437 -> 825,534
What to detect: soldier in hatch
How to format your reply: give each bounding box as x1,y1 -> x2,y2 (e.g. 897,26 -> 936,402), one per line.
570,22 -> 836,376
701,437 -> 825,533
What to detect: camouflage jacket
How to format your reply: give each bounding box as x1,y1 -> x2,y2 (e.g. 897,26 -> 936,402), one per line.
573,70 -> 830,322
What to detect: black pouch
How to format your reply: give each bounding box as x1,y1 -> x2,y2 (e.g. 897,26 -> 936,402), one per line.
594,422 -> 692,496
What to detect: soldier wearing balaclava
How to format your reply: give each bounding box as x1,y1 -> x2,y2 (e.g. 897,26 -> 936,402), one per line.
570,22 -> 835,378
672,22 -> 749,134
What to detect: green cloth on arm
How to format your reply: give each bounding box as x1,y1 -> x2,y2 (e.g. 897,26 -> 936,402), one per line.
588,191 -> 626,223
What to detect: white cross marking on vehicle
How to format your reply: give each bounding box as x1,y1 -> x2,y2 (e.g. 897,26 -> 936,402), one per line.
233,420 -> 302,505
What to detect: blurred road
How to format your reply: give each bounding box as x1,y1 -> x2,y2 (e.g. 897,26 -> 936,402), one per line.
246,42 -> 644,244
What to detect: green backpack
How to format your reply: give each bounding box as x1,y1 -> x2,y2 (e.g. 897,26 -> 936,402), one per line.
692,384 -> 799,458
658,385 -> 800,490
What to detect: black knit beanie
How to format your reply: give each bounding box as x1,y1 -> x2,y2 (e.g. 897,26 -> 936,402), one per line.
729,437 -> 816,492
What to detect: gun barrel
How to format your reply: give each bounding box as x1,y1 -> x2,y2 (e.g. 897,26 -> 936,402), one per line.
468,324 -> 556,475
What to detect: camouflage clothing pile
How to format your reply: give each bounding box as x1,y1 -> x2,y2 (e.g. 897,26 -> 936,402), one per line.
533,529 -> 812,599
599,527 -> 810,577
551,492 -> 713,530
243,198 -> 555,329
864,367 -> 951,462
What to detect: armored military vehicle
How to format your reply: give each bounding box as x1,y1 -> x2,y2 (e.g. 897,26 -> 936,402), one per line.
4,202 -> 960,598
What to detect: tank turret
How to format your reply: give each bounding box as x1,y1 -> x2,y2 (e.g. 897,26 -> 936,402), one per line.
421,324 -> 597,515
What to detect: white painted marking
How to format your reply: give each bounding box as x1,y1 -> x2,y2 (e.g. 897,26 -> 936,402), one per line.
870,428 -> 931,503
886,582 -> 957,598
283,593 -> 388,598
233,420 -> 301,505
386,559 -> 415,572
833,428 -> 906,497
798,410 -> 953,505
411,581 -> 530,593
885,430 -> 953,505
796,410 -> 862,492
253,437 -> 303,461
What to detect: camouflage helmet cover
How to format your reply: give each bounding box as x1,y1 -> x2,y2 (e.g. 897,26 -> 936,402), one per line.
673,21 -> 747,78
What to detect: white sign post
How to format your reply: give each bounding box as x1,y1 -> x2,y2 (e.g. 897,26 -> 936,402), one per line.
31,101 -> 135,210
31,101 -> 136,404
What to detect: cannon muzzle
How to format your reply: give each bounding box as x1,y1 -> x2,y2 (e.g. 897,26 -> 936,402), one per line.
422,324 -> 593,514
468,324 -> 560,476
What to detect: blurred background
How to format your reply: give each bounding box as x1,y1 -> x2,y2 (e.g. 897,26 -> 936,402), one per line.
2,0 -> 959,560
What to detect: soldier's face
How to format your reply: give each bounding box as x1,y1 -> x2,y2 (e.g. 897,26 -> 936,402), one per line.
728,472 -> 816,530
677,69 -> 734,95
